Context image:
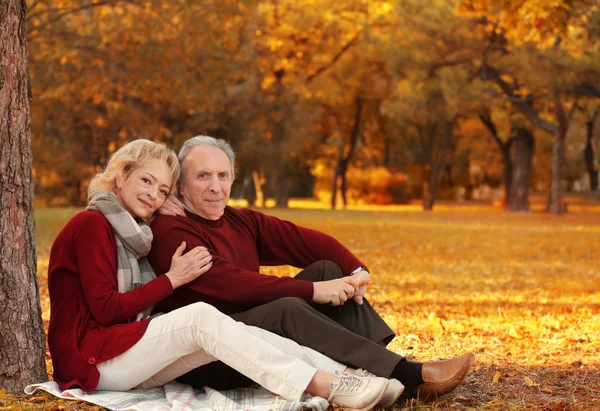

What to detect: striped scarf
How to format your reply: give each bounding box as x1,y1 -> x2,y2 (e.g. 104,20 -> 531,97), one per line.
86,190 -> 156,321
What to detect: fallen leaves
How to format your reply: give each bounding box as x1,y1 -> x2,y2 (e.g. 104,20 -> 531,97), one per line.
10,207 -> 600,411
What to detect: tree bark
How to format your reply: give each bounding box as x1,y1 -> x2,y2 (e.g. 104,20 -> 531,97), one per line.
423,121 -> 453,211
479,113 -> 515,209
549,91 -> 568,214
0,0 -> 48,392
272,69 -> 289,208
507,127 -> 534,211
331,98 -> 362,209
584,111 -> 598,192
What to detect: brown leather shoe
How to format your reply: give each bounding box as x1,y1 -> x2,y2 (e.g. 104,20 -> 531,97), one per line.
413,353 -> 474,400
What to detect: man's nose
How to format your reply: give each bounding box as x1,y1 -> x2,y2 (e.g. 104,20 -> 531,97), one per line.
208,176 -> 221,192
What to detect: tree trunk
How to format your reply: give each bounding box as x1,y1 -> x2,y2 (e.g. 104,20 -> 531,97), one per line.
423,121 -> 453,211
584,114 -> 598,192
479,113 -> 516,209
501,145 -> 513,208
549,91 -> 568,214
507,127 -> 534,211
272,70 -> 289,208
0,0 -> 48,392
330,98 -> 362,210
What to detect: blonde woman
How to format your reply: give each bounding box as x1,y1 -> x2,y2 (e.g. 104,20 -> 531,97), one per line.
47,140 -> 401,411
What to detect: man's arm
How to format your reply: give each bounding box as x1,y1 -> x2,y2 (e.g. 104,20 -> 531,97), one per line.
148,220 -> 315,314
251,210 -> 366,275
249,210 -> 371,303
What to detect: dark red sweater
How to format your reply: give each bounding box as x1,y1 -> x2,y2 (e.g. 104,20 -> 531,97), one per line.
148,206 -> 364,314
47,211 -> 173,391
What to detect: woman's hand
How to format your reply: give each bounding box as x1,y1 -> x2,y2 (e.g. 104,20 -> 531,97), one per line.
157,195 -> 186,217
165,241 -> 212,289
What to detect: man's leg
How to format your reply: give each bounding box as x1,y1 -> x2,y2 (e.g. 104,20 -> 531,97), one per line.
231,297 -> 402,378
295,260 -> 395,346
178,298 -> 474,400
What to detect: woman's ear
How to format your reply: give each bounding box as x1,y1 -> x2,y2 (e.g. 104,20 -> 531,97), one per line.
115,172 -> 124,189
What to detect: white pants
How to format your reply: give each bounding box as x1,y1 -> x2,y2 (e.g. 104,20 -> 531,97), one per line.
96,302 -> 346,401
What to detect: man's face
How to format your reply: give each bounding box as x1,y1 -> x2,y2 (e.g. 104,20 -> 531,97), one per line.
180,145 -> 233,220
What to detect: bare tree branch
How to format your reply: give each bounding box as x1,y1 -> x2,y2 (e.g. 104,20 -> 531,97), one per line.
480,64 -> 558,134
27,0 -> 133,32
306,33 -> 359,84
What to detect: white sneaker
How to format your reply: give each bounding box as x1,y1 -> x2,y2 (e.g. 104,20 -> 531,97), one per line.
354,369 -> 405,407
328,371 -> 388,411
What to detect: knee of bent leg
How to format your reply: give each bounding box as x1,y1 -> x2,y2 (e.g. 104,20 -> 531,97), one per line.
320,260 -> 344,280
186,301 -> 222,322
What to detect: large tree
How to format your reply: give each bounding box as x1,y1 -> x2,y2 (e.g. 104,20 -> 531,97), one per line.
0,0 -> 48,392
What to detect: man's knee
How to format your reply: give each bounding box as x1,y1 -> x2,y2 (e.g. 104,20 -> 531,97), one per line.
321,260 -> 344,279
297,260 -> 344,282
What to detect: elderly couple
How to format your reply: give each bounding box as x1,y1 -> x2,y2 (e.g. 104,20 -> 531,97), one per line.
48,136 -> 474,410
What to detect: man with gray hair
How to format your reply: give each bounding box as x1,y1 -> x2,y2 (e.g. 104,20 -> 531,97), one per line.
148,135 -> 474,402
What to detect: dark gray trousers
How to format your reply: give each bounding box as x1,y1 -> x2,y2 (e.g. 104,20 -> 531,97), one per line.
176,260 -> 402,390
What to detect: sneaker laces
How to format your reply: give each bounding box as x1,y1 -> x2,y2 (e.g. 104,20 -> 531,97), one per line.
330,371 -> 363,395
354,369 -> 375,378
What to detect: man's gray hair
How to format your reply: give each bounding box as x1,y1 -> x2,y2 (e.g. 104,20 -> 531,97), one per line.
178,135 -> 236,183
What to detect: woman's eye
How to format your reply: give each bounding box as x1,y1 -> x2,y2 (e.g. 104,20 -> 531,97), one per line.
159,190 -> 168,197
141,178 -> 150,184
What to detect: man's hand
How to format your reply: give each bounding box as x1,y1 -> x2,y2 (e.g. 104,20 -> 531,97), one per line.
312,278 -> 356,306
348,269 -> 370,305
157,195 -> 186,217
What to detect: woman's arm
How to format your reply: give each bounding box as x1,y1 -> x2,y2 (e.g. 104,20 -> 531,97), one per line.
76,216 -> 174,326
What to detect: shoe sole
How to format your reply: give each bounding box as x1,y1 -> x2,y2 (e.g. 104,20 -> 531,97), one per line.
379,378 -> 404,407
414,353 -> 475,401
344,379 -> 389,411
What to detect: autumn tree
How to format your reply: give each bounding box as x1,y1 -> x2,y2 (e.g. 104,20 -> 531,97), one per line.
382,0 -> 489,210
459,0 -> 600,213
0,0 -> 48,392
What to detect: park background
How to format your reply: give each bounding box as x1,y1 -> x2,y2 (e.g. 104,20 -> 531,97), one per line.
2,0 -> 600,410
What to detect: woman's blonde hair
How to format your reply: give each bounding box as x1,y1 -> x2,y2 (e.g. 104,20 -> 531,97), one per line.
87,139 -> 180,201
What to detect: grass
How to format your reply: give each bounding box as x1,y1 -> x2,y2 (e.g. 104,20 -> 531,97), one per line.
3,205 -> 600,410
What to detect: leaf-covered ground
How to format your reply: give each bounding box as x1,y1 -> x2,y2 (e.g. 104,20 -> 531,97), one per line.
3,206 -> 600,410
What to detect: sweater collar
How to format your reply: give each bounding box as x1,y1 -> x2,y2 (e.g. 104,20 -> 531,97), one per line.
183,203 -> 227,228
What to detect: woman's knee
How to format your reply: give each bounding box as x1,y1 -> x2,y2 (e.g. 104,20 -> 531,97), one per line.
179,301 -> 223,323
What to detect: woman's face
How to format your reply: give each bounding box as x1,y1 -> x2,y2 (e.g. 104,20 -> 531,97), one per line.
115,158 -> 172,220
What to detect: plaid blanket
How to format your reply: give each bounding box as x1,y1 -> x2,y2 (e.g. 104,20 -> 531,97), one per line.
25,381 -> 329,411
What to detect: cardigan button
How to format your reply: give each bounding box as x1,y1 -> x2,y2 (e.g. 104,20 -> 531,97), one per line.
87,357 -> 97,365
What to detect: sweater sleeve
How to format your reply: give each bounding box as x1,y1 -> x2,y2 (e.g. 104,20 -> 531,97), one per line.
149,221 -> 314,309
76,214 -> 173,326
250,210 -> 366,274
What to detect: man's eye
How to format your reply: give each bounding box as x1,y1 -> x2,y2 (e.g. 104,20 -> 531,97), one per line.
219,173 -> 229,180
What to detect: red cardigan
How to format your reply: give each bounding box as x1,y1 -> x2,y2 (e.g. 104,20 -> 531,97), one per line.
47,211 -> 173,391
148,206 -> 365,315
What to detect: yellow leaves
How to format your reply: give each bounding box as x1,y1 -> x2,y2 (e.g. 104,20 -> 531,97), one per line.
261,75 -> 276,90
492,371 -> 501,384
94,117 -> 107,127
523,376 -> 538,386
